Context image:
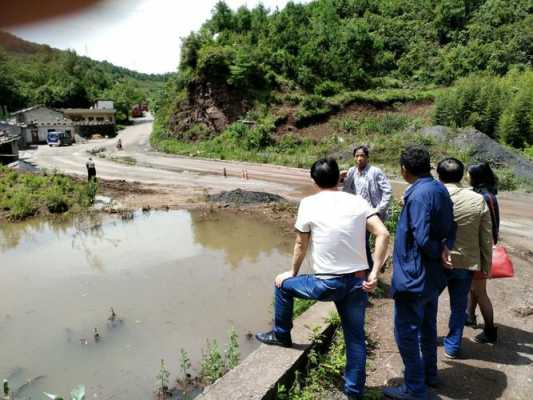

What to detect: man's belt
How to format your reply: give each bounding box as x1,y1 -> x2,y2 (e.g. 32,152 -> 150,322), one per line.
314,270 -> 368,279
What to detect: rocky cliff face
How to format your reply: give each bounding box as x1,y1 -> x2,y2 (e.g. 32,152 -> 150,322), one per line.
169,80 -> 250,139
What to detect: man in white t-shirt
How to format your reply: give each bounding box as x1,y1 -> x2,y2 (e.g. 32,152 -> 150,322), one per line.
256,158 -> 390,400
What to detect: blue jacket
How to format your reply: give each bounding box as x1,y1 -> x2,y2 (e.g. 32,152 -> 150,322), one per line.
392,176 -> 456,297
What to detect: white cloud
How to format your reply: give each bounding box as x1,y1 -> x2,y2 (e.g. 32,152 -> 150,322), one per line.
8,0 -> 308,74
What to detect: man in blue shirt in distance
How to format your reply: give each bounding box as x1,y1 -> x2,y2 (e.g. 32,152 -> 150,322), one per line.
383,146 -> 455,400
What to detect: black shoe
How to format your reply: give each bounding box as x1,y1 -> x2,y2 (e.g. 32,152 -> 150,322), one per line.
464,314 -> 477,327
473,326 -> 497,344
255,330 -> 292,348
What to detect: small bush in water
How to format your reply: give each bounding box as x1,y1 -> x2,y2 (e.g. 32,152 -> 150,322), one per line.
200,340 -> 225,384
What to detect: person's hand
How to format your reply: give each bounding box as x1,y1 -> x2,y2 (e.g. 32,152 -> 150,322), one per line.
275,271 -> 295,288
441,246 -> 453,269
339,170 -> 348,183
363,271 -> 378,293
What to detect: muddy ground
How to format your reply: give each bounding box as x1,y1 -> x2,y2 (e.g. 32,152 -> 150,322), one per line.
358,240 -> 533,400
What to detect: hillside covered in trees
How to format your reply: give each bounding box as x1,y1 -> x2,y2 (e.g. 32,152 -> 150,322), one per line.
152,0 -> 532,157
0,31 -> 169,121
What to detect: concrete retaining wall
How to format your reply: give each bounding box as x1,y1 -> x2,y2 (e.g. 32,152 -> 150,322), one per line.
197,302 -> 337,400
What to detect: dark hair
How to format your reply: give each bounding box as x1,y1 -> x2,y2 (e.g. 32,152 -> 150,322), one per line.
400,146 -> 431,176
310,157 -> 340,188
353,145 -> 369,157
437,157 -> 464,183
468,162 -> 498,194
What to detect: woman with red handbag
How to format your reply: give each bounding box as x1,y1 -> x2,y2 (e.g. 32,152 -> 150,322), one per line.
466,162 -> 500,344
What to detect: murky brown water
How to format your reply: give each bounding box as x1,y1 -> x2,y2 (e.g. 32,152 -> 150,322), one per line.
0,210 -> 292,399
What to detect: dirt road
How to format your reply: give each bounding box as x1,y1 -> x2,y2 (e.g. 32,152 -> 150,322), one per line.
27,116 -> 533,243
27,116 -> 310,201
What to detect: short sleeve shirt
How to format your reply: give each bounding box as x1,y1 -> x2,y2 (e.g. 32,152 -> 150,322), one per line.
295,191 -> 375,275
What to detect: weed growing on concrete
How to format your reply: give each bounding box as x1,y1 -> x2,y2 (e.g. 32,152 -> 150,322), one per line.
276,326 -> 384,399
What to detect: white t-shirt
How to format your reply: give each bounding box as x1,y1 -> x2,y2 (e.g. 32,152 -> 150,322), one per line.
294,190 -> 375,275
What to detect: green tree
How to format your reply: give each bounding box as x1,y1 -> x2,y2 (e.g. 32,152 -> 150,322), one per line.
102,80 -> 144,122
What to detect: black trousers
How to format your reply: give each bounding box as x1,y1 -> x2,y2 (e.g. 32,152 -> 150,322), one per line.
87,168 -> 96,181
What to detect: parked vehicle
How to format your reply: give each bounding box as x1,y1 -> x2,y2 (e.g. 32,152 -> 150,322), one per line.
131,105 -> 143,118
47,131 -> 73,147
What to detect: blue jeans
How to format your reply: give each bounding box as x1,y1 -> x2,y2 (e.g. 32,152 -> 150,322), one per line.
274,274 -> 368,396
443,268 -> 474,357
394,292 -> 439,399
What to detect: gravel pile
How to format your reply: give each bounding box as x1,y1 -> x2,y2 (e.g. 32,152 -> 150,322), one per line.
420,126 -> 533,181
208,189 -> 286,205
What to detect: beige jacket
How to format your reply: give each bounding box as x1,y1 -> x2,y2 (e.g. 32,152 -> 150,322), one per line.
445,183 -> 493,273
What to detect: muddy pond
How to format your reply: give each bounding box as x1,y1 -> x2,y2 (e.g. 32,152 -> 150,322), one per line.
0,210 -> 294,399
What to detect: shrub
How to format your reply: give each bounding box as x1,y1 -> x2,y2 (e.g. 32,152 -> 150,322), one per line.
200,340 -> 225,384
182,123 -> 212,141
0,170 -> 95,220
8,190 -> 37,220
301,94 -> 326,112
314,81 -> 344,97
196,45 -> 232,81
497,89 -> 533,148
434,68 -> 533,148
45,188 -> 70,213
225,327 -> 240,370
243,116 -> 275,150
278,133 -> 302,153
495,168 -> 518,191
284,93 -> 303,106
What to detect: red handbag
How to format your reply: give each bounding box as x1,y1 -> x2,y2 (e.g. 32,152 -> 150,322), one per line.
472,193 -> 514,280
473,244 -> 514,279
489,244 -> 514,278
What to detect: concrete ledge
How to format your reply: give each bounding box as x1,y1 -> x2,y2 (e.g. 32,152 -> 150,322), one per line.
197,302 -> 336,400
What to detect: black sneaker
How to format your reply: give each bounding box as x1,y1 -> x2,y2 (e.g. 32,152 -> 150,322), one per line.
464,314 -> 477,327
255,330 -> 292,348
473,327 -> 497,344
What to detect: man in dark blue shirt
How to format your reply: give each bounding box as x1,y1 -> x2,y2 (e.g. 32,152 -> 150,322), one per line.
384,147 -> 455,400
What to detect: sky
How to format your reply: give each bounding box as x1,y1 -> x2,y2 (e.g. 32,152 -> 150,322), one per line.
7,0 -> 307,75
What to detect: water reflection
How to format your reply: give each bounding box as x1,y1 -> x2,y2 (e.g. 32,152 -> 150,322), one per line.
0,209 -> 292,400
190,211 -> 289,268
70,216 -> 120,272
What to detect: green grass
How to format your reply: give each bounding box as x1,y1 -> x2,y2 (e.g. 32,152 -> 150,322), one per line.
277,325 -> 383,400
0,166 -> 96,220
294,299 -> 316,318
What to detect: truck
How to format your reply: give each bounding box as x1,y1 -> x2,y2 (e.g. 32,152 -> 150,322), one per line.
47,130 -> 73,147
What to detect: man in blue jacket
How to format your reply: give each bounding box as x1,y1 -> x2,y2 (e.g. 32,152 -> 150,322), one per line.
384,147 -> 455,400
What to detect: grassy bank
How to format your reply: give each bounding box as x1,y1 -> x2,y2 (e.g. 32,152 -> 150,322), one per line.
152,106 -> 463,172
0,166 -> 96,220
152,101 -> 532,192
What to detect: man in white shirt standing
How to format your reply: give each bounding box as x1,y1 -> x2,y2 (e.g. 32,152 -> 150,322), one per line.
256,158 -> 390,400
